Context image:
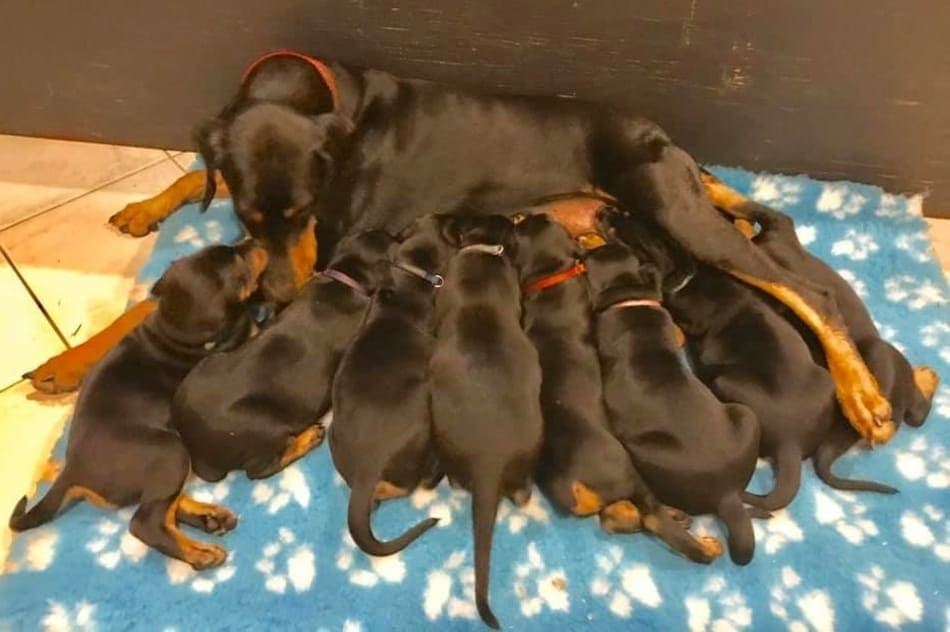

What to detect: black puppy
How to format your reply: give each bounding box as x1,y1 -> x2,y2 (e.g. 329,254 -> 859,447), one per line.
329,215 -> 454,557
514,213 -> 722,563
430,215 -> 543,628
587,235 -> 761,565
172,229 -> 397,481
9,242 -> 266,568
731,202 -> 938,489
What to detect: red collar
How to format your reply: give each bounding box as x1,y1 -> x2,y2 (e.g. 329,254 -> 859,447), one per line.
523,261 -> 587,294
243,50 -> 340,111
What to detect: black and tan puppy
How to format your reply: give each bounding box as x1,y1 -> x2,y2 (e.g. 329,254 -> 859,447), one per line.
172,229 -> 397,481
430,214 -> 544,629
514,213 -> 722,563
587,234 -> 761,565
9,242 -> 266,568
329,215 -> 455,558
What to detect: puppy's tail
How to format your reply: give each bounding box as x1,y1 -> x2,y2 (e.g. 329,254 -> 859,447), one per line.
347,473 -> 438,557
472,472 -> 502,629
9,475 -> 71,531
742,444 -> 803,511
813,425 -> 897,494
717,492 -> 755,565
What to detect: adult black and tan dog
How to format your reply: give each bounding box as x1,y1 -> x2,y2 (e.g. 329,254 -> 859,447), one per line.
10,242 -> 267,569
329,215 -> 454,558
514,213 -> 722,562
430,215 -> 544,628
171,229 -> 397,481
33,50 -> 893,448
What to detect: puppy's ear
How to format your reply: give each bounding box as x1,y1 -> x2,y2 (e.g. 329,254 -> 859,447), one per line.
310,113 -> 353,185
438,215 -> 464,247
150,271 -> 171,298
194,118 -> 227,212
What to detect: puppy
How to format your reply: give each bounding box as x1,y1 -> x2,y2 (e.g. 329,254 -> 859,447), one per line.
514,213 -> 722,563
587,235 -> 761,565
430,214 -> 543,628
329,216 -> 455,558
665,262 -> 837,510
173,229 -> 397,481
9,242 -> 266,568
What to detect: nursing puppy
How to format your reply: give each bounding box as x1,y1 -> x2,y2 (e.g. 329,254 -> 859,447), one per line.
515,214 -> 721,563
430,214 -> 543,628
10,243 -> 266,568
329,216 -> 454,557
587,231 -> 761,565
173,229 -> 396,481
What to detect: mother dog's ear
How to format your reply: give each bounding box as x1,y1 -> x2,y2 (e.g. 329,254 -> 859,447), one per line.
194,118 -> 227,212
309,113 -> 354,184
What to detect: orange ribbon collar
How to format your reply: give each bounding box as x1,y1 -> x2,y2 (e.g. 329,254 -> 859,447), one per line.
243,50 -> 340,111
523,261 -> 587,294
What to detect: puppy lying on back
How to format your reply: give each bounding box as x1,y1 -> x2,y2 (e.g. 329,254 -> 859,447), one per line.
430,214 -> 544,629
172,230 -> 396,481
587,228 -> 761,565
329,216 -> 455,557
514,213 -> 721,563
739,203 -> 938,490
10,243 -> 266,569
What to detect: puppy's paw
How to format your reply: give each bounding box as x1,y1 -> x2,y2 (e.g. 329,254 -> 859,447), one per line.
913,365 -> 940,400
201,507 -> 238,536
698,536 -> 724,560
185,543 -> 228,570
660,505 -> 692,528
599,500 -> 642,534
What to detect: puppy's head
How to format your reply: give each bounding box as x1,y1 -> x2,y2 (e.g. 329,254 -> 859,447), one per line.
512,213 -> 582,282
195,103 -> 351,305
453,214 -> 516,253
596,206 -> 696,296
394,214 -> 461,272
326,229 -> 399,293
583,240 -> 662,311
151,241 -> 268,347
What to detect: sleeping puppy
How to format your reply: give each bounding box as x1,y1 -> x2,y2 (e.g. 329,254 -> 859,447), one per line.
736,204 -> 938,489
587,233 -> 761,565
329,215 -> 455,558
9,242 -> 266,568
430,214 -> 544,629
514,214 -> 722,563
172,229 -> 397,481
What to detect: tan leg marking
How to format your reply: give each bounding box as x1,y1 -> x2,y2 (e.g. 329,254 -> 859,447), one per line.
373,481 -> 409,501
734,218 -> 757,239
64,486 -> 115,509
26,300 -> 158,394
598,500 -> 642,534
177,496 -> 238,535
39,460 -> 62,483
289,216 -> 318,291
278,425 -> 325,468
913,366 -> 940,400
672,323 -> 686,348
699,536 -> 725,558
700,171 -> 750,214
570,481 -> 604,516
164,495 -> 228,570
729,271 -> 894,444
109,170 -> 229,237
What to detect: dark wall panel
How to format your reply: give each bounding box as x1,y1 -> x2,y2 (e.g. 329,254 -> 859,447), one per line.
1,1 -> 947,213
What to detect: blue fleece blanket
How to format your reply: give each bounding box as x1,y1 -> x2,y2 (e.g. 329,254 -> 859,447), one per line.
2,167 -> 948,632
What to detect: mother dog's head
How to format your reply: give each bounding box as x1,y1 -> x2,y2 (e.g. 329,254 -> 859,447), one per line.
195,102 -> 351,306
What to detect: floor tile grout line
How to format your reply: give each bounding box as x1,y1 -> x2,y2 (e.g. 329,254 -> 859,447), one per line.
0,245 -> 71,349
0,154 -> 175,234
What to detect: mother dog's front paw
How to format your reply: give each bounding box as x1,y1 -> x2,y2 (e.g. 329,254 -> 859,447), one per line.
108,198 -> 166,237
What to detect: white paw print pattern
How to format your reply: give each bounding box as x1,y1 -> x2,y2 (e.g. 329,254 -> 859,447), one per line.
894,435 -> 949,488
884,276 -> 947,310
837,269 -> 868,298
831,230 -> 878,261
495,493 -> 550,534
174,225 -> 206,249
751,176 -> 802,209
316,621 -> 365,632
857,565 -> 923,628
871,320 -> 906,353
422,550 -> 478,621
935,387 -> 950,418
409,483 -> 467,528
251,464 -> 311,514
187,472 -> 234,504
816,184 -> 867,220
769,566 -> 835,632
4,526 -> 58,574
684,576 -> 752,632
589,544 -> 662,618
795,224 -> 817,246
920,322 -> 950,364
512,543 -> 568,617
752,509 -> 804,555
255,527 -> 316,594
900,505 -> 950,562
874,193 -> 918,221
166,556 -> 236,594
41,600 -> 97,632
85,510 -> 148,569
813,488 -> 878,545
335,528 -> 406,587
894,231 -> 933,263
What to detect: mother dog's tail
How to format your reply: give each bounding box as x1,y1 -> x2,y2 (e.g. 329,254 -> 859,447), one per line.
347,472 -> 438,557
742,443 -> 803,511
9,475 -> 72,531
717,492 -> 755,565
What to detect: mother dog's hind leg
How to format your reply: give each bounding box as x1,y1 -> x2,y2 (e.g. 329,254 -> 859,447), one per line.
596,139 -> 894,444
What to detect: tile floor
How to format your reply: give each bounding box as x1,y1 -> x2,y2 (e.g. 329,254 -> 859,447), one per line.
0,134 -> 947,566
